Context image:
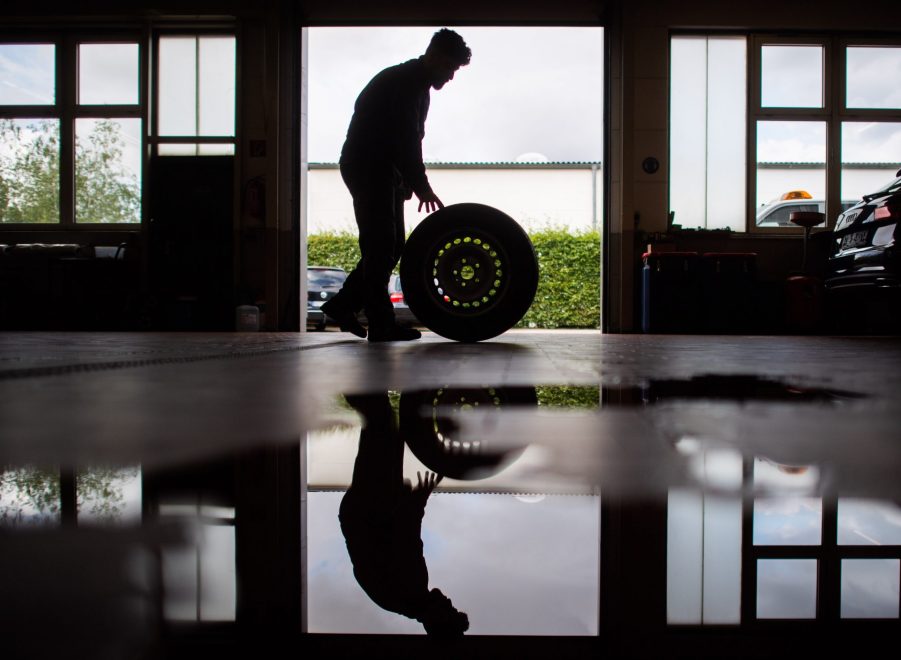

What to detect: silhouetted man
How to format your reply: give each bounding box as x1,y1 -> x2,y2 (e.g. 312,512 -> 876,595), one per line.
339,392 -> 469,636
321,29 -> 471,342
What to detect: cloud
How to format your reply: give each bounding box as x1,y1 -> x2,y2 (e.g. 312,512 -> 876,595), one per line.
307,27 -> 604,163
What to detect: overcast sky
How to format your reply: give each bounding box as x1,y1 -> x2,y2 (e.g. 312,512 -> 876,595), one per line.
307,490 -> 601,635
307,27 -> 605,164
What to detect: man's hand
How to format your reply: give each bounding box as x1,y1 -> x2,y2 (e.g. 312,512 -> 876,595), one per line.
416,190 -> 444,214
412,471 -> 442,505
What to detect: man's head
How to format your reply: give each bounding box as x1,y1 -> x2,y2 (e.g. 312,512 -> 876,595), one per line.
423,28 -> 471,90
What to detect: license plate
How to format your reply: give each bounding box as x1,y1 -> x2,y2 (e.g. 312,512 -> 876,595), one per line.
311,300 -> 325,308
841,230 -> 868,250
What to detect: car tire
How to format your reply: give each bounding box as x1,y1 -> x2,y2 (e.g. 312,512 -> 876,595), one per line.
400,203 -> 538,342
399,386 -> 537,480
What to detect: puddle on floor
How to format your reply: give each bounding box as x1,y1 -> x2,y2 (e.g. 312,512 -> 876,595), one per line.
299,378 -> 898,636
2,376 -> 896,645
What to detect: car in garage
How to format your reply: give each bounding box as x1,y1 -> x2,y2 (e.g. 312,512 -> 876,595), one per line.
825,170 -> 901,330
306,266 -> 347,331
826,171 -> 901,289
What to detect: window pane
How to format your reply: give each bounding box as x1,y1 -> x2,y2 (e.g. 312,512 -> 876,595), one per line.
200,524 -> 236,621
162,543 -> 197,621
757,559 -> 818,619
157,143 -> 235,156
841,560 -> 900,619
158,36 -> 235,137
837,498 -> 901,545
665,484 -> 744,625
0,44 -> 55,105
670,36 -> 746,231
76,466 -> 142,526
75,118 -> 141,224
846,47 -> 901,109
157,143 -> 198,156
756,121 -> 827,227
841,121 -> 901,201
0,466 -> 61,526
159,37 -> 197,136
198,37 -> 236,136
198,143 -> 235,155
761,45 -> 824,108
78,43 -> 139,105
0,118 -> 59,223
753,497 -> 822,545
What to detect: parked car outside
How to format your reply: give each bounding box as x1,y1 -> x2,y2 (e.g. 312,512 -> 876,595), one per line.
306,266 -> 346,331
826,170 -> 901,293
756,190 -> 856,228
388,273 -> 418,327
306,267 -> 419,330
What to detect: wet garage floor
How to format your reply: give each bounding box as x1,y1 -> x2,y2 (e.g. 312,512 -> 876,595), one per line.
1,330 -> 900,658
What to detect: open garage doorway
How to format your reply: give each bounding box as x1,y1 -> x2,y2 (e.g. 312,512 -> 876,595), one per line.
302,26 -> 604,333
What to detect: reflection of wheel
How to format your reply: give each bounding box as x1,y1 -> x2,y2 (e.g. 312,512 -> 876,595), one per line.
399,386 -> 537,480
400,204 -> 538,342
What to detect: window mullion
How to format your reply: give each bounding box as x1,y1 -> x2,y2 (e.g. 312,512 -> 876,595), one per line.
59,36 -> 75,226
142,25 -> 152,228
827,37 -> 842,229
746,37 -> 760,232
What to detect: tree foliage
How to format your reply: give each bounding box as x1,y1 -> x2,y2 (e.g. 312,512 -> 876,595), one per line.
0,465 -> 139,526
74,120 -> 141,224
0,119 -> 60,223
0,118 -> 140,224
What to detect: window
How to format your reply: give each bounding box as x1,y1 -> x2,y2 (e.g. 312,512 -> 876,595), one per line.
159,501 -> 237,622
0,43 -> 59,223
0,31 -> 237,224
153,35 -> 236,156
751,37 -> 831,232
671,35 -> 901,232
667,456 -> 901,624
669,36 -> 747,231
0,36 -> 143,225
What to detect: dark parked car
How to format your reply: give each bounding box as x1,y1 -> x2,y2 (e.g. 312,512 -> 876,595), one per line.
306,266 -> 346,330
826,170 -> 901,329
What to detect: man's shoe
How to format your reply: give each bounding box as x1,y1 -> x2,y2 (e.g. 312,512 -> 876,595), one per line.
368,326 -> 421,342
321,300 -> 366,338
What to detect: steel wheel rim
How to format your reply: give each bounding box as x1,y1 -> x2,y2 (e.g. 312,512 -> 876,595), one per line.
428,230 -> 508,315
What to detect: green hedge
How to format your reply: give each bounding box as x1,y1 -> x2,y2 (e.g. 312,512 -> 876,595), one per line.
536,385 -> 600,408
307,232 -> 361,272
307,228 -> 600,329
519,228 -> 600,329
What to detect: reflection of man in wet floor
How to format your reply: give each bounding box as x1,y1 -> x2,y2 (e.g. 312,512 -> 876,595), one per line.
339,393 -> 469,636
321,29 -> 471,342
